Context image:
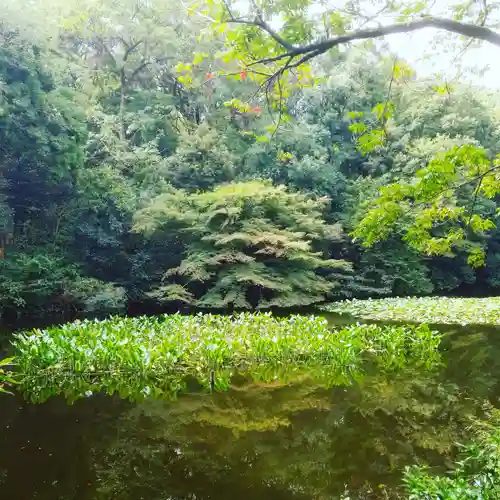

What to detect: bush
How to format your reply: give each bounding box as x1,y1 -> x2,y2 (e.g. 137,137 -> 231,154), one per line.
0,251 -> 125,315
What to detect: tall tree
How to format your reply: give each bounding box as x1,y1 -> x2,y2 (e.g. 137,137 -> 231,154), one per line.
189,1 -> 500,265
134,181 -> 351,309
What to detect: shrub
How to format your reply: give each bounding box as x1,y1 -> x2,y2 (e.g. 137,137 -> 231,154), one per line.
404,414 -> 500,499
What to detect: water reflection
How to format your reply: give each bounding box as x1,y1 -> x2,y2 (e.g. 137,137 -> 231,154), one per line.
1,323 -> 500,499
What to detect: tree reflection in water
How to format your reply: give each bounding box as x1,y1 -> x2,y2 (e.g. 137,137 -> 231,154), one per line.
1,324 -> 500,499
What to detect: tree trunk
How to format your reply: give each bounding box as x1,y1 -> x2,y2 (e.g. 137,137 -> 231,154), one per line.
119,69 -> 126,143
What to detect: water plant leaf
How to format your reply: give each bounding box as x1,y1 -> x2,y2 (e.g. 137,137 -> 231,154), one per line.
324,296 -> 500,326
10,313 -> 442,403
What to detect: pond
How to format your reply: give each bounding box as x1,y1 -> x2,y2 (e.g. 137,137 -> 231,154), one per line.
1,315 -> 500,499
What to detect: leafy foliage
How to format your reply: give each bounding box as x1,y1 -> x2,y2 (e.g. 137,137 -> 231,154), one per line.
11,313 -> 440,402
2,0 -> 500,315
0,250 -> 125,314
0,357 -> 16,394
134,181 -> 351,309
353,145 -> 500,267
404,413 -> 500,499
158,123 -> 238,191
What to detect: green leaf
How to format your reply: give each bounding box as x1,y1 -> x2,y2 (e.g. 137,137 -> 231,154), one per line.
0,357 -> 16,367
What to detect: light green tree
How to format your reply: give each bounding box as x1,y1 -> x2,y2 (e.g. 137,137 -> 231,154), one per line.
192,0 -> 500,265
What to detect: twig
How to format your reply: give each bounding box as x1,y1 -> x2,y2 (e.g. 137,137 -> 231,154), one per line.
379,57 -> 397,137
221,0 -> 296,51
231,16 -> 500,69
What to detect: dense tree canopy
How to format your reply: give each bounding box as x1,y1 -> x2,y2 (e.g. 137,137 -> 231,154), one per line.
1,0 -> 500,316
134,180 -> 349,308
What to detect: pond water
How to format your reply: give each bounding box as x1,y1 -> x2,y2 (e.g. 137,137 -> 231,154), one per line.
1,316 -> 500,499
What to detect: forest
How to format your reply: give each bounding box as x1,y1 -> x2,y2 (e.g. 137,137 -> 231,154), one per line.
1,0 -> 500,318
6,2 -> 500,499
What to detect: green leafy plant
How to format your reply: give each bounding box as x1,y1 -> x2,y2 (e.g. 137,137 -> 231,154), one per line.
353,146 -> 499,266
11,313 -> 441,402
134,180 -> 351,309
0,357 -> 16,394
404,414 -> 500,499
0,251 -> 125,314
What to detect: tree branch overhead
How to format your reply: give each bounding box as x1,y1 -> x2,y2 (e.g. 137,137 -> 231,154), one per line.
225,13 -> 500,68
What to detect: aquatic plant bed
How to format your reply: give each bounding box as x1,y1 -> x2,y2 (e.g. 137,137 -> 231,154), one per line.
11,313 -> 440,402
324,296 -> 500,326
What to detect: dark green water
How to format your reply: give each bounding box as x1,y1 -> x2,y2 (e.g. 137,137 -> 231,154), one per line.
1,318 -> 500,499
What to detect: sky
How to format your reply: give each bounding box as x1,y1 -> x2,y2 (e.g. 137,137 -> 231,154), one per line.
385,28 -> 500,89
303,0 -> 500,89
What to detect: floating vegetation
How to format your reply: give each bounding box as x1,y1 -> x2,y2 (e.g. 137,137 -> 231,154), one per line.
9,313 -> 441,402
0,357 -> 16,394
324,296 -> 500,326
